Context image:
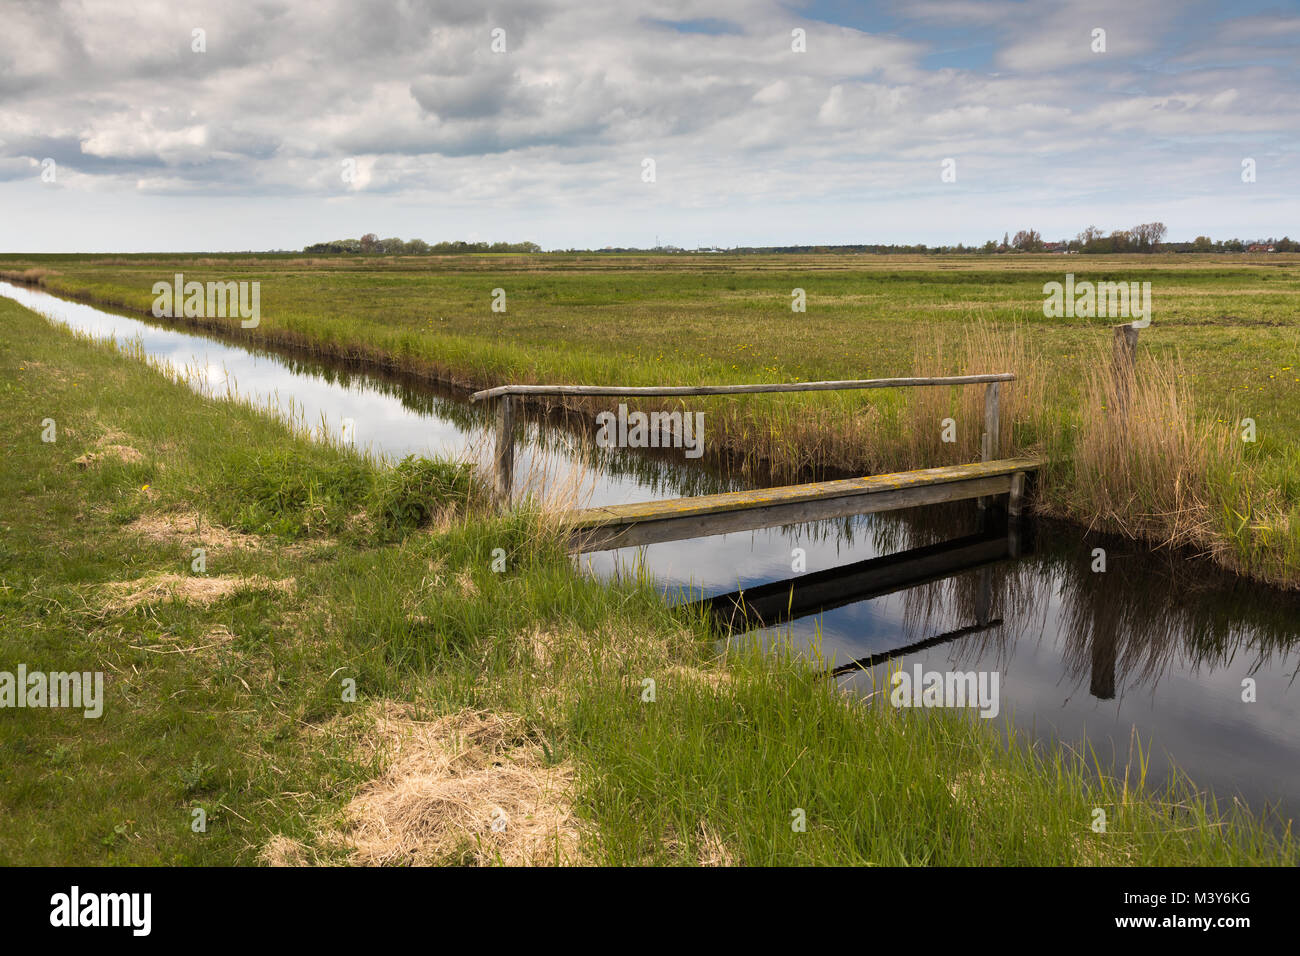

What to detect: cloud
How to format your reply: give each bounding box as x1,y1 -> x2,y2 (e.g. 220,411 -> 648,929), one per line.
0,0 -> 1296,250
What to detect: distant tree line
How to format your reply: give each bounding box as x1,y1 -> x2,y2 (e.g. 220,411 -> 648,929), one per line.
701,223 -> 1296,255
303,233 -> 541,254
975,223 -> 1294,254
302,229 -> 1295,256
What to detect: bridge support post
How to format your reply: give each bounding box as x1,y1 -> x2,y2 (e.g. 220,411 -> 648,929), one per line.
1008,471 -> 1025,517
494,395 -> 515,508
978,381 -> 1000,508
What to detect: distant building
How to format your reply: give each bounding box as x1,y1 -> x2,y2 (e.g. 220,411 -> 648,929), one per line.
1247,243 -> 1276,252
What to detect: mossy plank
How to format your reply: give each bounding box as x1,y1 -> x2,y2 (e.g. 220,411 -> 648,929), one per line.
566,457 -> 1045,530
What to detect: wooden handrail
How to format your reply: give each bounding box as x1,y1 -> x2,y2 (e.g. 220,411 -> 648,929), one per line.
480,372 -> 1015,507
470,373 -> 1014,403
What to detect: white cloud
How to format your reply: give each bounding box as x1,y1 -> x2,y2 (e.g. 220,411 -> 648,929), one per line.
0,0 -> 1295,250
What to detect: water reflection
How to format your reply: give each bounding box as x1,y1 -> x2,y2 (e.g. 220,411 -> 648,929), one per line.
701,519 -> 1020,635
659,501 -> 1300,817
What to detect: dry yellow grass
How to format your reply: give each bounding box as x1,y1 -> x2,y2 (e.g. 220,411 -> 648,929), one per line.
665,822 -> 736,866
74,444 -> 144,467
259,835 -> 312,867
125,511 -> 265,550
1064,348 -> 1247,551
335,707 -> 578,866
101,573 -> 294,611
901,318 -> 1048,470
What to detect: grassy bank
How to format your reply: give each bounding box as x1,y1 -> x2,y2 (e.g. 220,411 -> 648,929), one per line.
2,252 -> 1296,587
0,296 -> 1295,865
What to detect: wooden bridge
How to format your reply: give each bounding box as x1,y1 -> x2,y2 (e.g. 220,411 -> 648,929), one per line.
469,374 -> 1044,553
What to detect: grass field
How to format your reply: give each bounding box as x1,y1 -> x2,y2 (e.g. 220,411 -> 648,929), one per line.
3,252 -> 1297,586
2,296 -> 1296,865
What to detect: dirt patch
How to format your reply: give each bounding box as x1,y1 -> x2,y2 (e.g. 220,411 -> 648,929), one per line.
75,444 -> 144,468
101,573 -> 294,611
332,705 -> 578,866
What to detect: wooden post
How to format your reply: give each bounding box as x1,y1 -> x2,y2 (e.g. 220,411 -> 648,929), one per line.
984,381 -> 1001,457
978,381 -> 1000,508
1112,323 -> 1138,415
494,395 -> 515,507
1008,471 -> 1025,517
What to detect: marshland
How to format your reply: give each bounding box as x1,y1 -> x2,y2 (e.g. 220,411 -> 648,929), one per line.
1,253 -> 1297,865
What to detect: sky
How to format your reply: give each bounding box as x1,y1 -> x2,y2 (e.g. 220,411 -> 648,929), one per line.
1,0 -> 1298,252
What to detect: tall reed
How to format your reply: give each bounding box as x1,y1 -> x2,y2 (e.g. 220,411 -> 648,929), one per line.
1064,347 -> 1244,553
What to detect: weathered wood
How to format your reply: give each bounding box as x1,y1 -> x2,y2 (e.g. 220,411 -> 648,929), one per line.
493,395 -> 515,505
566,457 -> 1045,552
470,373 -> 1015,403
570,476 -> 1016,552
477,372 -> 1037,537
1112,323 -> 1139,415
982,381 -> 1000,462
570,457 -> 1044,528
1008,470 -> 1025,517
978,381 -> 1001,508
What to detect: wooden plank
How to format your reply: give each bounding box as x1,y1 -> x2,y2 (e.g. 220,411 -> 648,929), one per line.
569,457 -> 1044,530
569,472 -> 1018,552
470,373 -> 1015,403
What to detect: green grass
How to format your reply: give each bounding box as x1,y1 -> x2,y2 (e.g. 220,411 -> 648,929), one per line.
0,295 -> 1295,865
2,251 -> 1296,585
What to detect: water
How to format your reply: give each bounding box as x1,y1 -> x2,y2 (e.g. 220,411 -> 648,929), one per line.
5,280 -> 1298,821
